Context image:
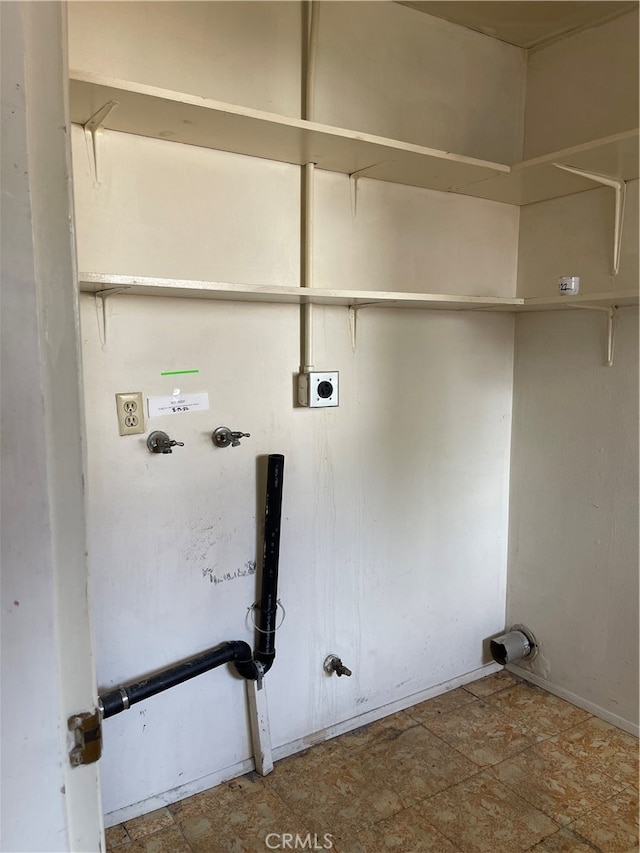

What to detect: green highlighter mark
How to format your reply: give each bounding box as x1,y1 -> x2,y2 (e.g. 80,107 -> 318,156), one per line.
160,369 -> 199,376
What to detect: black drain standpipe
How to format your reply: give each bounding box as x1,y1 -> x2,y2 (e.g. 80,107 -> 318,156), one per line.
98,454 -> 284,718
253,453 -> 285,676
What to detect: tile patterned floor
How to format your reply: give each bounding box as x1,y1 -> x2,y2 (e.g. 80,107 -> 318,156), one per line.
105,671 -> 639,853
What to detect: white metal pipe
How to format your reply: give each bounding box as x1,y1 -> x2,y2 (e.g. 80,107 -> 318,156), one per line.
302,1 -> 320,373
303,163 -> 315,372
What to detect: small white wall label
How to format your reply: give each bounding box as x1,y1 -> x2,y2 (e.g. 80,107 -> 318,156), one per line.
147,392 -> 209,417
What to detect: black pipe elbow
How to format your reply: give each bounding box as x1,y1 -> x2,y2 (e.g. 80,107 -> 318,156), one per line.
228,640 -> 261,680
255,650 -> 275,675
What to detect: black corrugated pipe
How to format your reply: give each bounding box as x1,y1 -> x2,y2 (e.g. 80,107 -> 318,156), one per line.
99,640 -> 258,719
98,454 -> 285,719
253,454 -> 285,675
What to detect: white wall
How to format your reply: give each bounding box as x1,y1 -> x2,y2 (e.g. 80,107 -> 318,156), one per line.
524,8 -> 639,158
72,127 -> 520,297
517,180 -> 639,298
80,296 -> 514,817
1,3 -> 103,850
69,1 -> 520,819
68,0 -> 526,165
313,2 -> 525,164
68,1 -> 303,117
508,12 -> 639,733
507,307 -> 639,733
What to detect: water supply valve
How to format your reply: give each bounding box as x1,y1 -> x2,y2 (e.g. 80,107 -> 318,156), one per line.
147,430 -> 185,454
212,426 -> 251,448
323,654 -> 352,677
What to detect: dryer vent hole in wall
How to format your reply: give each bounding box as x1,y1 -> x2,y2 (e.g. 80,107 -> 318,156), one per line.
490,625 -> 538,666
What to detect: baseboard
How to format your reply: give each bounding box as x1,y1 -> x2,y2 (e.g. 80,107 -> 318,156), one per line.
507,664 -> 639,737
103,757 -> 257,827
104,662 -> 501,827
270,662 -> 502,763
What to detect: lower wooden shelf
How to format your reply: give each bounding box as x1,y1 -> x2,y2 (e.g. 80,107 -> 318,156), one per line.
78,273 -> 638,312
519,291 -> 639,311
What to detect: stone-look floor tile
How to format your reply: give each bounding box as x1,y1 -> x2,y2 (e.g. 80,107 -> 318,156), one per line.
353,724 -> 479,807
483,684 -> 591,739
168,772 -> 269,822
124,808 -> 175,841
126,826 -> 191,853
550,717 -> 639,787
122,691 -> 637,853
335,711 -> 417,750
176,785 -> 312,853
417,770 -> 559,853
406,688 -> 479,724
463,670 -> 521,698
422,698 -> 540,767
336,806 -> 462,853
271,740 -> 345,777
490,739 -> 624,825
569,788 -> 639,853
526,828 -> 604,852
105,823 -> 131,849
268,747 -> 404,837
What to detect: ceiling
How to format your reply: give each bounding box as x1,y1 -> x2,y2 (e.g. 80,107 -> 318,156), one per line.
395,1 -> 638,49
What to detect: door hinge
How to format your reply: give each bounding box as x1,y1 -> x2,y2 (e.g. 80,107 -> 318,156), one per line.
68,710 -> 102,767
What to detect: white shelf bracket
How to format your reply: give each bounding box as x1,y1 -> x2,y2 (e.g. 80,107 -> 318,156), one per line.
94,287 -> 127,349
573,303 -> 617,367
83,100 -> 119,184
348,306 -> 358,351
607,306 -> 617,367
349,161 -> 391,219
553,163 -> 626,276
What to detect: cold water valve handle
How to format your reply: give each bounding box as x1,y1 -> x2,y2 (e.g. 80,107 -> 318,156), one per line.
323,655 -> 352,677
147,430 -> 184,454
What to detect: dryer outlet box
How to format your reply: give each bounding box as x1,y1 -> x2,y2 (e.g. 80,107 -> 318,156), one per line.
298,371 -> 339,408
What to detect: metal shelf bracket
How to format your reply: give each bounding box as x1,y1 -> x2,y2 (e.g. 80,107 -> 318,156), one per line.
553,163 -> 626,276
349,161 -> 390,219
83,100 -> 119,184
573,303 -> 618,367
606,306 -> 617,367
94,287 -> 127,349
348,306 -> 358,351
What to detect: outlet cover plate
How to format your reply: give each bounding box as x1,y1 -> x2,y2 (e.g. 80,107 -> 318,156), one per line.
115,392 -> 145,435
298,371 -> 339,408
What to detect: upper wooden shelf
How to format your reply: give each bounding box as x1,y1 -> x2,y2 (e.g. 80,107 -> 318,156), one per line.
69,72 -> 638,206
69,71 -> 507,196
463,130 -> 639,205
79,274 -> 638,312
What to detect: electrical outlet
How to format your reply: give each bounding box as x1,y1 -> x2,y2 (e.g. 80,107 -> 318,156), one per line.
297,371 -> 339,408
115,392 -> 145,436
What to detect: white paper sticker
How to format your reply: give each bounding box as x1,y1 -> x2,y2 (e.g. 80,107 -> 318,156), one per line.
147,392 -> 210,418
